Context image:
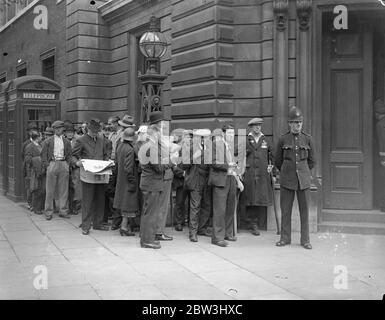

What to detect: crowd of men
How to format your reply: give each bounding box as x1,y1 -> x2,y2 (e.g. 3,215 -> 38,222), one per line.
21,106 -> 316,250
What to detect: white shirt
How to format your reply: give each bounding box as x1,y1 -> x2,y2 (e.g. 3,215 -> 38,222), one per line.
248,131 -> 264,144
53,135 -> 65,160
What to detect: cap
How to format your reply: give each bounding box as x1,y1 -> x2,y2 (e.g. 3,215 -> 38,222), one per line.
52,121 -> 65,129
88,119 -> 101,132
193,129 -> 211,137
136,125 -> 148,134
149,111 -> 166,125
248,118 -> 263,126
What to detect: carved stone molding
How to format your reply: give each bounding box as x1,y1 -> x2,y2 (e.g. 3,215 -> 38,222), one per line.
297,0 -> 312,31
273,0 -> 289,31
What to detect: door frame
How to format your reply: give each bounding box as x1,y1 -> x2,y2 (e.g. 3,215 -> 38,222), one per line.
312,1 -> 385,212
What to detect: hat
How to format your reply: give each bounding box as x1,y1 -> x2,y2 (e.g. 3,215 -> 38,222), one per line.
212,128 -> 223,137
136,125 -> 148,134
108,115 -> 120,123
193,129 -> 211,137
374,99 -> 385,115
149,111 -> 166,125
64,121 -> 75,132
27,123 -> 38,131
122,127 -> 135,141
248,118 -> 263,126
183,129 -> 193,136
44,127 -> 54,136
52,121 -> 65,129
172,128 -> 185,137
88,119 -> 101,132
288,106 -> 304,122
118,115 -> 135,128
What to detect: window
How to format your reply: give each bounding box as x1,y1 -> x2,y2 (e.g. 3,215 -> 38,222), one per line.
16,67 -> 26,78
0,72 -> 5,83
42,55 -> 55,80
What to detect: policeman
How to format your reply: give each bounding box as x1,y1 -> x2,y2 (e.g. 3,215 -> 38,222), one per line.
375,99 -> 385,212
274,106 -> 316,249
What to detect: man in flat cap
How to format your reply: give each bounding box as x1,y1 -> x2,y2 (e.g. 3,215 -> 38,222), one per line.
374,99 -> 385,212
243,118 -> 274,236
72,118 -> 112,235
275,106 -> 316,249
41,120 -> 72,220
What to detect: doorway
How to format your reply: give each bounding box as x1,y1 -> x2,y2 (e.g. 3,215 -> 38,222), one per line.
321,11 -> 385,211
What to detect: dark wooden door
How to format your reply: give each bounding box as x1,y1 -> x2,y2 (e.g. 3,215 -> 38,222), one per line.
322,31 -> 373,209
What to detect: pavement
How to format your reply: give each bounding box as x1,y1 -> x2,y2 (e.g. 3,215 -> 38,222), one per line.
0,195 -> 384,300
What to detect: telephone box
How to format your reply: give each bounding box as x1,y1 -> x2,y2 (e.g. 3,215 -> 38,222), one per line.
0,76 -> 61,201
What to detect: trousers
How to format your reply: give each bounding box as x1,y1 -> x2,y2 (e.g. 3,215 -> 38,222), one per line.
279,185 -> 310,244
81,182 -> 105,231
212,176 -> 236,242
140,191 -> 161,244
155,179 -> 172,235
174,186 -> 189,226
44,161 -> 69,217
189,184 -> 212,236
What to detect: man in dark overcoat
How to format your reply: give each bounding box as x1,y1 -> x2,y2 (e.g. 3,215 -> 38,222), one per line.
72,119 -> 111,235
275,106 -> 316,249
243,118 -> 274,235
113,127 -> 139,236
374,99 -> 385,212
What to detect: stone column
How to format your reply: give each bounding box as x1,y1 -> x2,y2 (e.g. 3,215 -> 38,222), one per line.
296,0 -> 312,133
273,0 -> 289,141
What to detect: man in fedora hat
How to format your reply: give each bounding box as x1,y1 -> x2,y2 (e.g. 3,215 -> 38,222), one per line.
243,117 -> 274,236
72,118 -> 112,235
41,120 -> 72,220
43,127 -> 54,140
113,126 -> 139,236
275,106 -> 316,249
149,111 -> 175,241
374,99 -> 385,212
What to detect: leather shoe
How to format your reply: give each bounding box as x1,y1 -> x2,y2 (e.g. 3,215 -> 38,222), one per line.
251,229 -> 260,236
156,234 -> 173,241
276,240 -> 290,247
225,236 -> 237,242
119,229 -> 135,236
302,243 -> 312,250
212,240 -> 228,247
141,242 -> 161,249
175,224 -> 183,231
82,229 -> 90,235
59,214 -> 70,219
45,215 -> 52,221
93,225 -> 109,231
111,224 -> 120,230
189,234 -> 198,242
197,229 -> 211,237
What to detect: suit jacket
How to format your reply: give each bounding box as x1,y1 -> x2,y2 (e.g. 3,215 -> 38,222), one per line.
181,140 -> 210,190
274,131 -> 316,190
40,135 -> 72,169
208,137 -> 231,188
139,139 -> 174,192
71,134 -> 110,162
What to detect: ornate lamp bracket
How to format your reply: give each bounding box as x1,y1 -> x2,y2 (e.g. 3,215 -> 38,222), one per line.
273,0 -> 289,31
296,0 -> 312,31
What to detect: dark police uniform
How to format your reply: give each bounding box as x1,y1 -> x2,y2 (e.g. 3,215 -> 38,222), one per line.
275,107 -> 316,248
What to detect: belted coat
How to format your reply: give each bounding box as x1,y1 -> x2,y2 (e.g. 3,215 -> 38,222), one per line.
243,134 -> 273,206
